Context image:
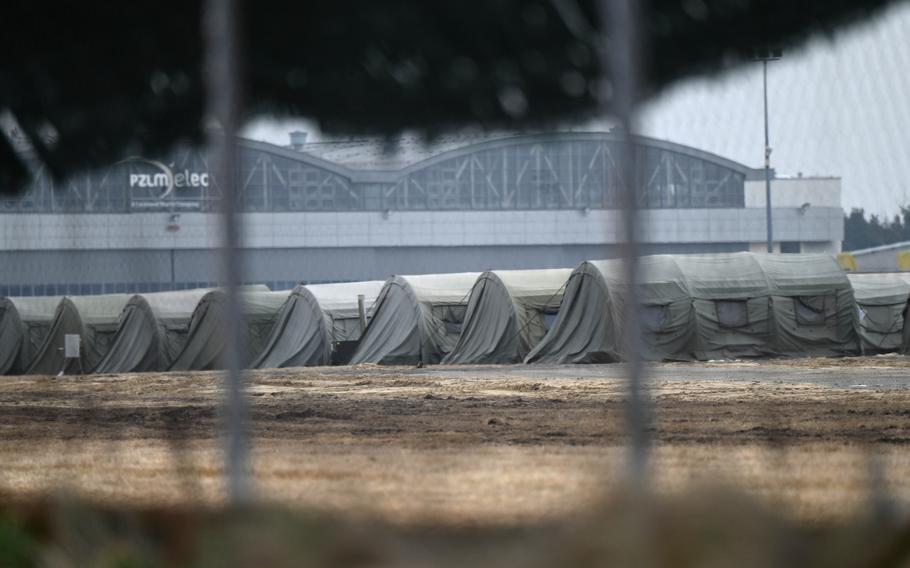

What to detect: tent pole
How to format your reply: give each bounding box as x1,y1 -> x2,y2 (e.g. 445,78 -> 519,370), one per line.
357,294 -> 367,332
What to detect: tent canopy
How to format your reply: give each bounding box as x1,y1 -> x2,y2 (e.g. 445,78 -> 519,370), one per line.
93,288 -> 212,373
526,257 -> 694,364
525,261 -> 619,364
26,294 -> 130,375
253,280 -> 384,369
667,254 -> 774,359
848,273 -> 910,354
528,253 -> 859,364
752,254 -> 858,357
443,268 -> 571,364
0,296 -> 63,375
350,272 -> 479,365
169,286 -> 280,371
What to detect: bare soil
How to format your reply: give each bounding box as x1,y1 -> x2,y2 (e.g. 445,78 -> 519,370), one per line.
2,357 -> 910,526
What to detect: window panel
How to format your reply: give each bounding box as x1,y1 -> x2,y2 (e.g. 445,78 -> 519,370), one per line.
716,300 -> 749,328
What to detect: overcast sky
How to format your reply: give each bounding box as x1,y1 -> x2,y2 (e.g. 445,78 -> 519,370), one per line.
243,2 -> 910,216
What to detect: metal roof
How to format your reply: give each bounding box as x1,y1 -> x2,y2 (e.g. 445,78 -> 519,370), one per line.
847,240 -> 910,256
274,130 -> 756,175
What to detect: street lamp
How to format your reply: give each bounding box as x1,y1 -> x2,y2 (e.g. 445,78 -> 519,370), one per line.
753,47 -> 782,253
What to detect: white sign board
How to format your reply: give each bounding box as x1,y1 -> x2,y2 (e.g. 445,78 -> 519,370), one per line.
64,334 -> 81,358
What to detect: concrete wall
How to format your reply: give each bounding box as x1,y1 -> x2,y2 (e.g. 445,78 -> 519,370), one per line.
0,203 -> 844,294
0,207 -> 843,251
744,176 -> 841,209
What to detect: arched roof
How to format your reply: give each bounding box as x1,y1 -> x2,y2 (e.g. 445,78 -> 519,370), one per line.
280,131 -> 754,179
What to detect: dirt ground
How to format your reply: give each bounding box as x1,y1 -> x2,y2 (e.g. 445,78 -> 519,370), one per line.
2,357 -> 910,526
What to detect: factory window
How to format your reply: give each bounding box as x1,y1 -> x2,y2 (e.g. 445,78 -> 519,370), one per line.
795,295 -> 835,326
716,300 -> 749,328
781,242 -> 801,254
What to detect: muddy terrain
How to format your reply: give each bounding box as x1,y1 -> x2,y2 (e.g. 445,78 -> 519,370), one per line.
1,357 -> 909,525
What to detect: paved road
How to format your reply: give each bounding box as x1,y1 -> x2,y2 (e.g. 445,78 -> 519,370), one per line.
324,360 -> 910,390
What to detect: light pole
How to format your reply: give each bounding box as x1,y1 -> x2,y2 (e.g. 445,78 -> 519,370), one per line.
754,48 -> 782,253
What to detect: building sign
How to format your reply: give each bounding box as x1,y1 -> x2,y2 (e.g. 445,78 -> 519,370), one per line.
122,157 -> 210,211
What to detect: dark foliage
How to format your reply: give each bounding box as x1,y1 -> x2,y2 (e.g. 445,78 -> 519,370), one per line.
0,0 -> 897,194
843,207 -> 910,251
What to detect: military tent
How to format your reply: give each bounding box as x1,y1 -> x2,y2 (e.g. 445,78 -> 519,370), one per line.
524,261 -> 621,364
752,254 -> 859,357
0,296 -> 63,375
669,254 -> 775,359
528,253 -> 859,363
252,281 -> 384,369
525,256 -> 694,364
26,294 -> 130,375
626,253 -> 858,359
442,269 -> 571,364
847,273 -> 910,354
93,289 -> 212,374
349,273 -> 480,365
168,286 -> 282,371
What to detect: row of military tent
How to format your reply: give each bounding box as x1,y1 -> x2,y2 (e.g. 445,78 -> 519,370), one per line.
0,281 -> 384,375
349,253 -> 871,366
4,253 -> 910,374
344,253 -> 910,365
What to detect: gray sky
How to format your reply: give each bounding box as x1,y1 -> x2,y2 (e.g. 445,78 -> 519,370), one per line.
243,2 -> 910,216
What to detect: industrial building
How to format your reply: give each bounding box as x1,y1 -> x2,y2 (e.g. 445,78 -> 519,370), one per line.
0,131 -> 844,295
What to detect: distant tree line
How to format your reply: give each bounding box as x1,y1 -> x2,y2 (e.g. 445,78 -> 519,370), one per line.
843,207 -> 910,251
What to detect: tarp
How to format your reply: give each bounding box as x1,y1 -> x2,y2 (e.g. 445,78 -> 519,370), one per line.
26,294 -> 130,375
528,253 -> 859,363
168,286 -> 282,371
349,272 -> 480,365
93,289 -> 212,373
671,254 -> 773,359
847,273 -> 910,354
525,257 -> 694,363
442,269 -> 571,364
252,281 -> 384,369
524,261 -> 621,364
0,296 -> 62,375
752,254 -> 859,357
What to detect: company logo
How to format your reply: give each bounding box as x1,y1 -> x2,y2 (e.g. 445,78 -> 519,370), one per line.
121,157 -> 210,199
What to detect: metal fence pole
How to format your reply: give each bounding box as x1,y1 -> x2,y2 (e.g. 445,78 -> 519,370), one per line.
763,59 -> 774,253
205,0 -> 250,503
602,0 -> 651,486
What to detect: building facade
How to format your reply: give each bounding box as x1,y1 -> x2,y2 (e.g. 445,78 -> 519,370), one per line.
0,131 -> 843,295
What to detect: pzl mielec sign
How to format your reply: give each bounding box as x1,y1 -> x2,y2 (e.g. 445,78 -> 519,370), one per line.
122,157 -> 209,199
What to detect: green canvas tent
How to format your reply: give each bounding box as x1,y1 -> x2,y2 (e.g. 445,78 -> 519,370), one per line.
168,286 -> 280,371
443,269 -> 571,364
752,254 -> 859,357
26,294 -> 130,375
93,289 -> 212,374
524,261 -> 622,364
847,273 -> 910,354
252,281 -> 384,369
525,257 -> 694,363
349,273 -> 479,365
0,296 -> 63,375
528,253 -> 859,363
